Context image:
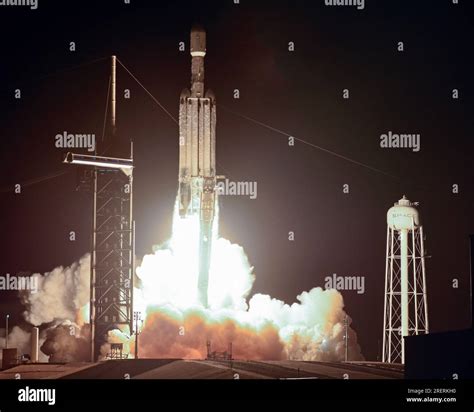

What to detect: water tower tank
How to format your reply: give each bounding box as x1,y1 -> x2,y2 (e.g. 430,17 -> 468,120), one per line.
387,195 -> 420,230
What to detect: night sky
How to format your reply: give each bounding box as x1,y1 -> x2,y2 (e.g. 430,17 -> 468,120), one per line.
0,0 -> 473,361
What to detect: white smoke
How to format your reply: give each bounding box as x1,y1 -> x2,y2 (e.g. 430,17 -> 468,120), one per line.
20,254 -> 90,326
2,203 -> 363,362
248,289 -> 358,360
0,256 -> 91,361
0,326 -> 30,356
134,201 -> 363,361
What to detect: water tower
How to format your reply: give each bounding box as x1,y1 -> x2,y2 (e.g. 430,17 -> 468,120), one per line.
383,195 -> 429,364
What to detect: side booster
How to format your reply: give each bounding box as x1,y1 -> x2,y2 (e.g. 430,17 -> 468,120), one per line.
178,26 -> 218,307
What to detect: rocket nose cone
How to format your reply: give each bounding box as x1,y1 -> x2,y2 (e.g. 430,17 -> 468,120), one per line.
191,24 -> 205,35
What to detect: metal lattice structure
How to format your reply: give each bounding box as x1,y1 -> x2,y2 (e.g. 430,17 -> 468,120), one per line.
383,197 -> 429,364
91,163 -> 134,361
108,343 -> 127,359
64,56 -> 135,362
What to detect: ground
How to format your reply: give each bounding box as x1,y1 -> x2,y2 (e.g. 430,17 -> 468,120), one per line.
0,359 -> 403,379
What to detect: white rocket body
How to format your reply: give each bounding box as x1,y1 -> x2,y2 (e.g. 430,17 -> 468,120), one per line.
178,26 -> 217,224
178,27 -> 217,307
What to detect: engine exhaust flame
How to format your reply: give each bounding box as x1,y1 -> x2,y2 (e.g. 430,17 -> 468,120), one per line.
132,198 -> 363,361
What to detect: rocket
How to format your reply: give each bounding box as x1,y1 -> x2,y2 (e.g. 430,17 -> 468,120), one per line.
178,26 -> 218,307
178,25 -> 216,222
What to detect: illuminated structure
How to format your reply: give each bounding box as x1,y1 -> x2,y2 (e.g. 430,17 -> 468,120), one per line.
64,56 -> 135,361
383,195 -> 429,364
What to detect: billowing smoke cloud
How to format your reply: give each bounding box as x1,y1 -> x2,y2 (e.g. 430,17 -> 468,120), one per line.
248,288 -> 357,361
0,326 -> 31,356
20,255 -> 90,326
0,256 -> 91,362
4,202 -> 363,362
137,308 -> 284,359
133,204 -> 363,361
40,322 -> 90,363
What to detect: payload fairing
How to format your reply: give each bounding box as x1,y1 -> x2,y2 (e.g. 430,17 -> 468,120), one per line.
178,26 -> 218,307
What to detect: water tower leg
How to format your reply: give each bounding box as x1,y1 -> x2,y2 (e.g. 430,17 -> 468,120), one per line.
400,228 -> 409,364
382,225 -> 390,363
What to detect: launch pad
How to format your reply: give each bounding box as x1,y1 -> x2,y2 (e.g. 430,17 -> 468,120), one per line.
0,359 -> 403,380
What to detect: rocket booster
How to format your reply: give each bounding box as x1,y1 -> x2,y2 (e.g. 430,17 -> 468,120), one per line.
178,26 -> 217,224
178,26 -> 218,307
